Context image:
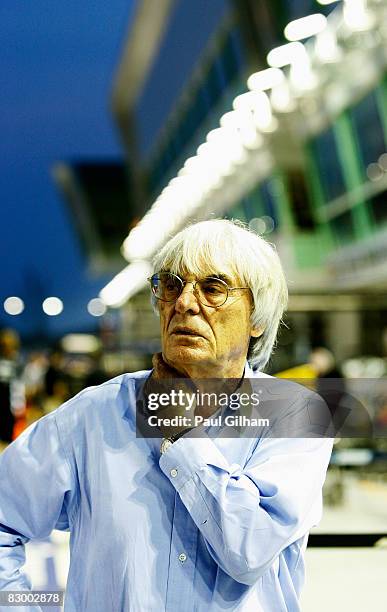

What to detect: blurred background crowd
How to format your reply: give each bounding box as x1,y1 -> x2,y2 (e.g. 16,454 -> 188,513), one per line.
2,0 -> 387,609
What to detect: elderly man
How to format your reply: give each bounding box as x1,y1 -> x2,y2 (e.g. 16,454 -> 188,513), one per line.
0,219 -> 333,611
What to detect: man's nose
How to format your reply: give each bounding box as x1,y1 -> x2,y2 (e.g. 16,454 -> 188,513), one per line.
174,282 -> 200,313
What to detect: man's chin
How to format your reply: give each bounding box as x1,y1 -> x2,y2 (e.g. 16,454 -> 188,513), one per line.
164,346 -> 208,369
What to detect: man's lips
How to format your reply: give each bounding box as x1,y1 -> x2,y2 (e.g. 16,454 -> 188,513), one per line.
171,327 -> 204,338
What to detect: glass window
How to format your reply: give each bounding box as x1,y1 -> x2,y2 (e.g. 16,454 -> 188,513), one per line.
165,139 -> 175,168
329,209 -> 355,243
242,194 -> 257,221
179,100 -> 196,149
197,83 -> 211,124
213,55 -> 228,96
311,127 -> 347,202
226,203 -> 246,223
206,61 -> 223,107
285,0 -> 316,21
350,91 -> 386,175
260,179 -> 279,230
229,29 -> 245,73
286,170 -> 315,229
282,0 -> 335,21
148,162 -> 160,194
221,30 -> 244,85
369,189 -> 387,225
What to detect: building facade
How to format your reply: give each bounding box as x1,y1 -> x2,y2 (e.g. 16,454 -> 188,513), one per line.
106,0 -> 387,372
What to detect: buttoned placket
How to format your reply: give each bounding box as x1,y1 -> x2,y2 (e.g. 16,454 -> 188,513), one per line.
161,370 -> 256,611
165,490 -> 198,611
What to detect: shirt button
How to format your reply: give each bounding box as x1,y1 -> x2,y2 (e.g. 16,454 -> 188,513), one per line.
178,553 -> 187,563
170,468 -> 178,478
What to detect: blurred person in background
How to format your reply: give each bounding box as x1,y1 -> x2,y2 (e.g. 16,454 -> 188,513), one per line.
44,347 -> 66,397
0,220 -> 333,612
310,346 -> 347,433
42,347 -> 70,413
83,348 -> 109,388
310,346 -> 343,381
310,347 -> 373,439
0,328 -> 25,445
23,351 -> 47,418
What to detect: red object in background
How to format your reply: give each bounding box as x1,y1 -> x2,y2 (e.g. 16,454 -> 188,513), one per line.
12,415 -> 28,440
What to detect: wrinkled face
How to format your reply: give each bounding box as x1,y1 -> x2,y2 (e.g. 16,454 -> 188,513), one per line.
158,271 -> 261,378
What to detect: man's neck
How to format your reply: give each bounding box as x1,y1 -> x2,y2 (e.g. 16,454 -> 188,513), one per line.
151,352 -> 250,420
162,355 -> 246,380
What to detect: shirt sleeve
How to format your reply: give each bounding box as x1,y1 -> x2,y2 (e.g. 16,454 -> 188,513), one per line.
0,411 -> 76,608
159,432 -> 333,586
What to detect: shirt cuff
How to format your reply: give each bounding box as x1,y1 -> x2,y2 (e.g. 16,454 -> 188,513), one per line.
158,429 -> 230,491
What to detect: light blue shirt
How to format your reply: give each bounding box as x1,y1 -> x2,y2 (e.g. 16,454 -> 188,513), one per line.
0,365 -> 333,611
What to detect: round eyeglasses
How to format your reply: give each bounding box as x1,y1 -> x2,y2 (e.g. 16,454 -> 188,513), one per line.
149,272 -> 250,308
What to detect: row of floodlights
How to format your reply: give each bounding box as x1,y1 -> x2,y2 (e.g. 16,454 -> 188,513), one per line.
121,0 -> 377,264
100,0 -> 380,308
3,297 -> 107,317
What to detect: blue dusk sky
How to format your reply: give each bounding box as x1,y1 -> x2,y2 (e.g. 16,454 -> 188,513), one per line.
0,1 -> 135,340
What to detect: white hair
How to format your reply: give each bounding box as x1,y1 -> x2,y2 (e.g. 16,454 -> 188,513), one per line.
152,218 -> 288,372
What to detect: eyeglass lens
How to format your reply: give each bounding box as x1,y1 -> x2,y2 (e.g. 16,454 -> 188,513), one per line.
151,273 -> 228,306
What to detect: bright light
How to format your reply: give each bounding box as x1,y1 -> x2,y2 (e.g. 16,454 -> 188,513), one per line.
220,110 -> 249,129
267,42 -> 306,67
366,163 -> 384,181
122,160 -> 218,260
284,14 -> 327,42
42,297 -> 63,316
99,261 -> 153,308
62,334 -> 101,354
123,224 -> 160,261
315,28 -> 342,63
253,97 -> 275,132
201,133 -> 246,166
249,216 -> 276,235
261,215 -> 275,234
233,91 -> 258,112
181,156 -> 200,172
379,153 -> 387,171
3,296 -> 24,316
317,0 -> 340,5
343,0 -> 375,31
270,81 -> 297,113
290,56 -> 318,92
247,68 -> 284,91
219,111 -> 264,147
121,51 -> 291,264
233,91 -> 275,132
279,44 -> 317,92
87,298 -> 107,317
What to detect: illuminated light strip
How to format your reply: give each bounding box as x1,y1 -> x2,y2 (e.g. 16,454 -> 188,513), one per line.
289,54 -> 318,92
247,68 -> 284,91
99,261 -> 153,307
267,41 -> 306,67
343,0 -> 375,32
284,14 -> 327,42
314,27 -> 342,63
115,0 -> 377,281
233,91 -> 275,132
317,0 -> 341,5
270,81 -> 297,113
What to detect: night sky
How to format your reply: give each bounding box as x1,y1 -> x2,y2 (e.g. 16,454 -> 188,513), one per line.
0,1 -> 134,340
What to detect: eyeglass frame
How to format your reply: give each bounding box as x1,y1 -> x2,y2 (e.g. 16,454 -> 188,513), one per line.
148,271 -> 251,308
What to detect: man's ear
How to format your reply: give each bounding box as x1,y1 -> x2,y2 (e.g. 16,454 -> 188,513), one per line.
251,326 -> 265,339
